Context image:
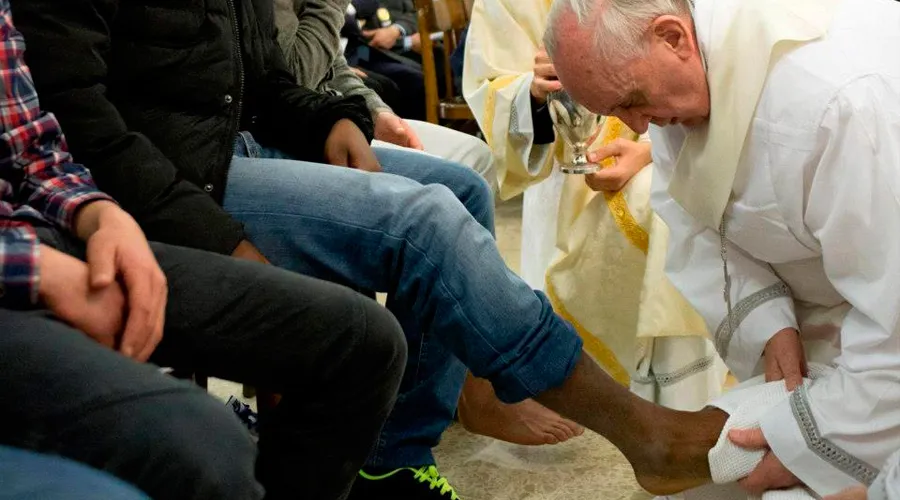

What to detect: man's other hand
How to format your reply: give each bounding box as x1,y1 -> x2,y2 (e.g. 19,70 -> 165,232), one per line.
74,201 -> 167,362
584,139 -> 651,192
324,119 -> 382,172
231,239 -> 270,265
764,327 -> 808,391
38,244 -> 126,350
374,112 -> 424,150
363,26 -> 402,50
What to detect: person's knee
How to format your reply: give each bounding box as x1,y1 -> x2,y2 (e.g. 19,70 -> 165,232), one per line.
119,391 -> 264,500
451,166 -> 495,231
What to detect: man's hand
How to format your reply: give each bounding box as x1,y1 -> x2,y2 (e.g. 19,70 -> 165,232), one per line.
324,119 -> 382,172
350,66 -> 368,79
374,111 -> 424,150
363,26 -> 402,50
530,47 -> 562,104
764,327 -> 808,391
74,201 -> 167,362
729,428 -> 802,496
231,239 -> 270,265
410,33 -> 422,53
38,244 -> 126,348
584,139 -> 652,192
824,486 -> 868,500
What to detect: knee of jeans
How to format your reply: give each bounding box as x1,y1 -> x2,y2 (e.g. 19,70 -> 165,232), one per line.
456,170 -> 495,232
134,392 -> 264,500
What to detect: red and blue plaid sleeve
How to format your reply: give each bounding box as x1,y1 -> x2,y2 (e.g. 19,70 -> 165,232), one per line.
0,0 -> 112,307
0,220 -> 39,307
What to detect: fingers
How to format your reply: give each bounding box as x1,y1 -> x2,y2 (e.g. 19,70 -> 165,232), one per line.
781,357 -> 805,391
407,132 -> 425,150
349,147 -> 382,172
587,139 -> 625,164
728,427 -> 768,449
584,168 -> 628,192
765,348 -> 783,383
534,78 -> 563,95
136,278 -> 166,362
823,486 -> 868,500
534,63 -> 557,79
85,234 -> 118,288
326,146 -> 349,167
120,264 -> 166,360
737,452 -> 800,496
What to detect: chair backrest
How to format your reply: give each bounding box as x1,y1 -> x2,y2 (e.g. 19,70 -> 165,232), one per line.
417,0 -> 470,33
414,0 -> 472,123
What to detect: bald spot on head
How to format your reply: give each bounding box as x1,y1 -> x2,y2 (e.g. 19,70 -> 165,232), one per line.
548,9 -> 633,117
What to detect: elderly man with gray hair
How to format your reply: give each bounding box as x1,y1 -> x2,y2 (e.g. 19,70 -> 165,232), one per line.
545,0 -> 900,498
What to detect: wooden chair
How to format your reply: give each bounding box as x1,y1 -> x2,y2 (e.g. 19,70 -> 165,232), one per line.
414,0 -> 474,124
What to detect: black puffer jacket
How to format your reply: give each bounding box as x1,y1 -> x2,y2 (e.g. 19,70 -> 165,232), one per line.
13,0 -> 374,255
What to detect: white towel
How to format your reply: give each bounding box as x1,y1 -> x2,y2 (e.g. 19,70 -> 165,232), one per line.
683,365 -> 834,500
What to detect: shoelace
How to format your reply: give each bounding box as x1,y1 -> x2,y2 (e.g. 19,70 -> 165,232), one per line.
411,465 -> 460,499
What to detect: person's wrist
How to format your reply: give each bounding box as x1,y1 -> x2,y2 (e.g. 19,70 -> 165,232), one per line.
73,200 -> 120,241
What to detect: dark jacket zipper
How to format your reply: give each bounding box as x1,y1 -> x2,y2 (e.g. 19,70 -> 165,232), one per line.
224,0 -> 245,165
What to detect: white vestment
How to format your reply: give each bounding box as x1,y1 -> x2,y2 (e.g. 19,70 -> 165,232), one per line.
870,449 -> 900,500
651,0 -> 900,495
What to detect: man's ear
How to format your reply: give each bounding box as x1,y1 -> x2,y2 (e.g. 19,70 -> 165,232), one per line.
649,15 -> 694,60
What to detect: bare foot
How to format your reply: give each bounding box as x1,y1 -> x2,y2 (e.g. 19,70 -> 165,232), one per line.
628,407 -> 728,495
458,375 -> 585,445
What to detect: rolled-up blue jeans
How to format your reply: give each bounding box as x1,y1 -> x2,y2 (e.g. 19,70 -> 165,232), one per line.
226,132 -> 582,468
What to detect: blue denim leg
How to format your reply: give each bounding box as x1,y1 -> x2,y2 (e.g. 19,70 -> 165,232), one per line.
226,133 -> 582,468
370,146 -> 492,467
0,446 -> 149,500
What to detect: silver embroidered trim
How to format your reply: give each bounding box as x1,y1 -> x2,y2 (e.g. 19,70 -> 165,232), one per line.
714,282 -> 792,359
510,100 -> 520,135
632,355 -> 716,387
789,385 -> 880,485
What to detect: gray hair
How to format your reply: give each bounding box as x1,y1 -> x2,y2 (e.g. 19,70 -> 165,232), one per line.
544,0 -> 690,63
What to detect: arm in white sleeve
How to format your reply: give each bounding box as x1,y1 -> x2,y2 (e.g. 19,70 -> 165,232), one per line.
760,76 -> 900,497
649,127 -> 798,380
869,450 -> 900,500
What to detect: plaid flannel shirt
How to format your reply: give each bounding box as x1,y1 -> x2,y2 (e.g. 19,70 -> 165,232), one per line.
0,0 -> 112,308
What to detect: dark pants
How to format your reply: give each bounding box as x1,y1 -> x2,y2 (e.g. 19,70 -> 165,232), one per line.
0,228 -> 406,500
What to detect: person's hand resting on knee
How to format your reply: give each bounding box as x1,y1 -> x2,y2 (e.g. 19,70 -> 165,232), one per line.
324,119 -> 382,172
40,201 -> 167,362
374,111 -> 424,150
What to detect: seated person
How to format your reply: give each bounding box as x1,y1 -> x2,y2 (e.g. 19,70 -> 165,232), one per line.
275,0 -> 496,191
14,0 -> 732,498
0,4 -> 406,499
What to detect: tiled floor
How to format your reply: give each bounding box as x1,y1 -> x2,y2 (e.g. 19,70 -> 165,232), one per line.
209,195 -> 651,500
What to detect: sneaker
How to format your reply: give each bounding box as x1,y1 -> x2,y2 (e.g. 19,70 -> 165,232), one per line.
348,465 -> 461,499
225,395 -> 259,439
